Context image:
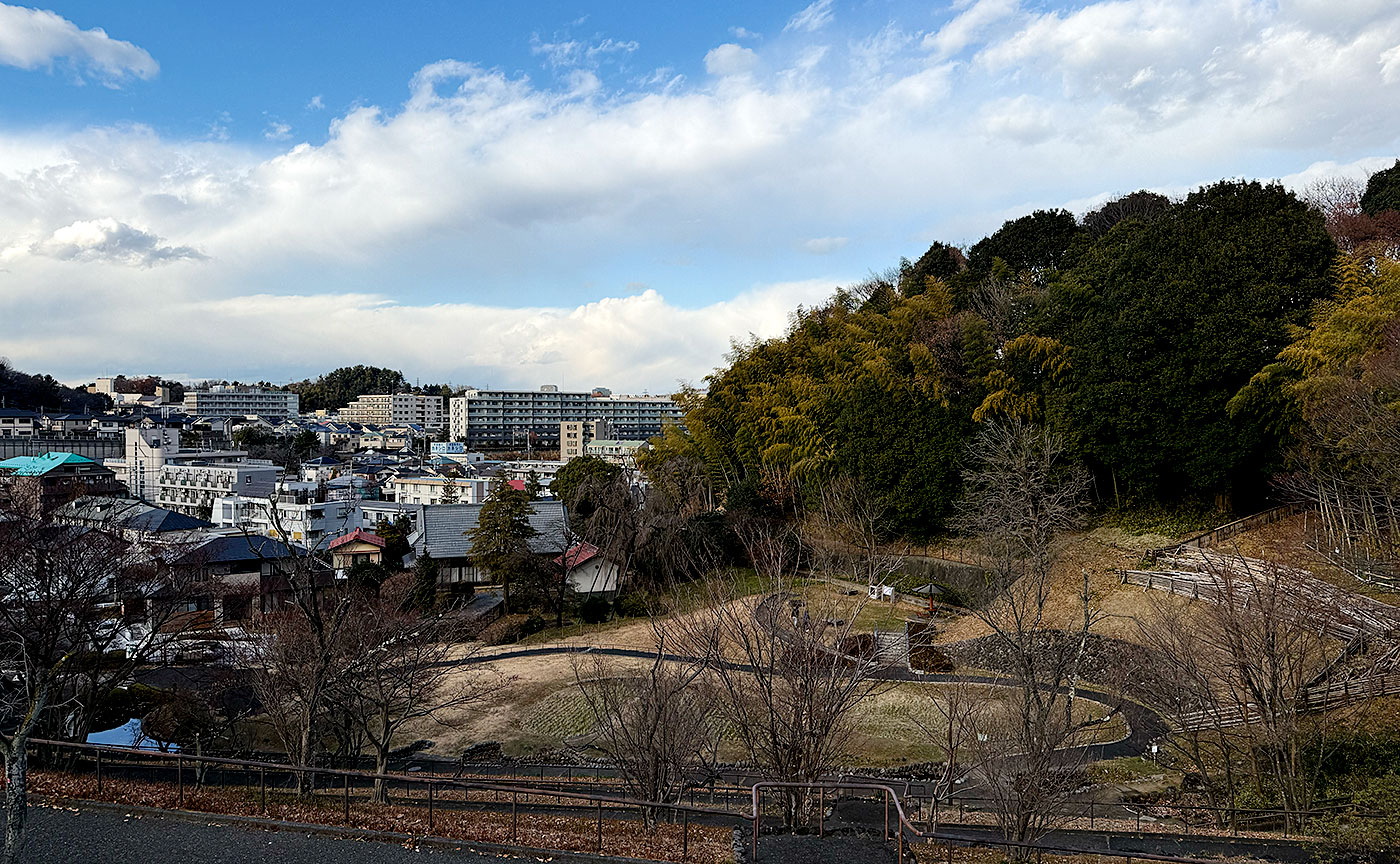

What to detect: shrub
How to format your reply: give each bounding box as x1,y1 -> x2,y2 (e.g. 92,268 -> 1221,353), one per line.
613,592 -> 650,618
579,596 -> 611,624
477,614 -> 531,646
522,614 -> 547,637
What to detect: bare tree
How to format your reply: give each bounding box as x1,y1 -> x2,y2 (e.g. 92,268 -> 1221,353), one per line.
913,677 -> 990,829
573,624 -> 715,828
671,570 -> 890,827
1136,553 -> 1357,825
805,474 -> 902,589
329,575 -> 504,802
955,420 -> 1099,858
234,508 -> 352,795
0,499 -> 203,863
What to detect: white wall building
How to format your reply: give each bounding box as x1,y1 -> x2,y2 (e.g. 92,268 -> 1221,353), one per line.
212,493 -> 361,549
158,462 -> 279,516
449,387 -> 680,449
385,474 -> 492,506
183,385 -> 300,419
337,394 -> 444,431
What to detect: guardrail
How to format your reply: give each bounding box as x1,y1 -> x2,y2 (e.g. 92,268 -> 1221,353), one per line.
29,739 -> 1338,864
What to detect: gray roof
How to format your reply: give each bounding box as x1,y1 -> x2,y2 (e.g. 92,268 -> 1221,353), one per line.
410,500 -> 567,559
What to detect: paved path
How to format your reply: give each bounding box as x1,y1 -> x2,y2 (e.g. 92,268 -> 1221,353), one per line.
19,804 -> 626,864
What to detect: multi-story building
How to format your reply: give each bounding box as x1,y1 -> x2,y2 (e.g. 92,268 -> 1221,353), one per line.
0,452 -> 126,512
183,385 -> 300,419
560,419 -> 614,460
211,492 -> 361,549
0,409 -> 38,438
585,439 -> 647,466
449,387 -> 680,449
337,394 -> 444,431
385,474 -> 493,506
157,462 -> 279,517
112,428 -> 254,502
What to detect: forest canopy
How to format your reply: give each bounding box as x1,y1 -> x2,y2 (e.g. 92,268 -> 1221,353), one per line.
659,177 -> 1400,540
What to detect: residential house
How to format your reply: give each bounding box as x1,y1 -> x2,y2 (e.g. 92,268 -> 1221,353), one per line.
404,500 -> 568,598
0,452 -> 127,512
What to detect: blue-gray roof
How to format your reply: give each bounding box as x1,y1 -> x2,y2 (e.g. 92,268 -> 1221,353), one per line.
410,500 -> 567,559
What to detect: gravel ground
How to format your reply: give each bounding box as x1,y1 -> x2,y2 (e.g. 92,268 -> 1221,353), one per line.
20,804 -> 587,864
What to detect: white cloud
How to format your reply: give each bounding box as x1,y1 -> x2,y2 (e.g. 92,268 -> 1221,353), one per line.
803,236 -> 848,254
0,3 -> 156,85
531,33 -> 639,70
27,218 -> 205,266
704,43 -> 758,77
923,0 -> 1019,59
785,0 -> 835,34
730,26 -> 761,40
264,121 -> 292,141
4,1 -> 1400,389
307,94 -> 325,110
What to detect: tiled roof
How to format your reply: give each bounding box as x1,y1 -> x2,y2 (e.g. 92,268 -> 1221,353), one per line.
329,528 -> 385,550
410,500 -> 567,559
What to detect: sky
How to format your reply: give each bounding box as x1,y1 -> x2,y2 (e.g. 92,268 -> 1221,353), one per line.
1,0 -> 1399,394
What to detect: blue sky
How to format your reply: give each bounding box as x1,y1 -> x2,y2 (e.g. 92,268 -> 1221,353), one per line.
1,0 -> 1399,392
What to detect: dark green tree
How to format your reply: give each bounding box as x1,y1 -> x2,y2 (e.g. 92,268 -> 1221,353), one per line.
1082,190 -> 1171,236
1361,159 -> 1400,216
467,483 -> 537,613
967,208 -> 1082,274
551,456 -> 623,507
1043,180 -> 1336,507
375,516 -> 413,571
286,365 -> 409,412
406,552 -> 440,611
903,241 -> 966,296
346,558 -> 390,598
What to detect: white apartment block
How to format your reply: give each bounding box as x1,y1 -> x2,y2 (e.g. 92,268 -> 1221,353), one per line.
157,462 -> 279,516
337,394 -> 444,431
212,494 -> 361,548
113,428 -> 257,503
450,387 -> 681,449
386,474 -> 492,506
183,385 -> 300,418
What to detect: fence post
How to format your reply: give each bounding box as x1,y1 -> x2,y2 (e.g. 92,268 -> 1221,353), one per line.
682,809 -> 689,862
343,774 -> 350,823
596,800 -> 603,853
177,755 -> 184,805
428,781 -> 434,831
512,791 -> 518,841
1089,800 -> 1094,829
260,767 -> 266,814
818,786 -> 824,837
884,789 -> 890,841
96,749 -> 102,795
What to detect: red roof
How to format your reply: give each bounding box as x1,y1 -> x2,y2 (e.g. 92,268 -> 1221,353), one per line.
507,477 -> 526,492
329,528 -> 386,550
554,541 -> 601,569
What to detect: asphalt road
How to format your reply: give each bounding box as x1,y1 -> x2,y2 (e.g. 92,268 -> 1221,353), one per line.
19,804 -> 595,864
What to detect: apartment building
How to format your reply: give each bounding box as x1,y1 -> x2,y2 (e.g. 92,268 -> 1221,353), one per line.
157,462 -> 279,516
212,492 -> 361,548
338,394 -> 444,431
449,386 -> 680,449
560,419 -> 614,460
584,439 -> 647,466
385,474 -> 493,506
183,385 -> 300,419
112,427 -> 254,502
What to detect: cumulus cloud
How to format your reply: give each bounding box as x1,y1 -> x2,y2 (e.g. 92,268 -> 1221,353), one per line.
729,26 -> 760,40
264,120 -> 292,141
803,236 -> 848,254
0,3 -> 156,85
29,218 -> 205,267
3,0 -> 1400,389
703,43 -> 758,77
785,0 -> 835,34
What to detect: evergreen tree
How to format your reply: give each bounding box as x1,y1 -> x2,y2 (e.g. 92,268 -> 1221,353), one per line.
467,483 -> 537,613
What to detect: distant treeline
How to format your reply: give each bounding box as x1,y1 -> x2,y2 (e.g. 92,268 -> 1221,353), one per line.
652,165 -> 1400,539
0,358 -> 111,414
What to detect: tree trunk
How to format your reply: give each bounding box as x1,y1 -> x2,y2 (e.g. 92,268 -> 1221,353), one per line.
373,746 -> 390,804
2,748 -> 29,864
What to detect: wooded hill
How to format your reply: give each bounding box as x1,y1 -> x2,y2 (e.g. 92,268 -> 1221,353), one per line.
657,166 -> 1400,540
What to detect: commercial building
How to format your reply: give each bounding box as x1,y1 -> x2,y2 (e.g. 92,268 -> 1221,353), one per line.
449,386 -> 680,449
337,394 -> 444,431
183,385 -> 300,419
